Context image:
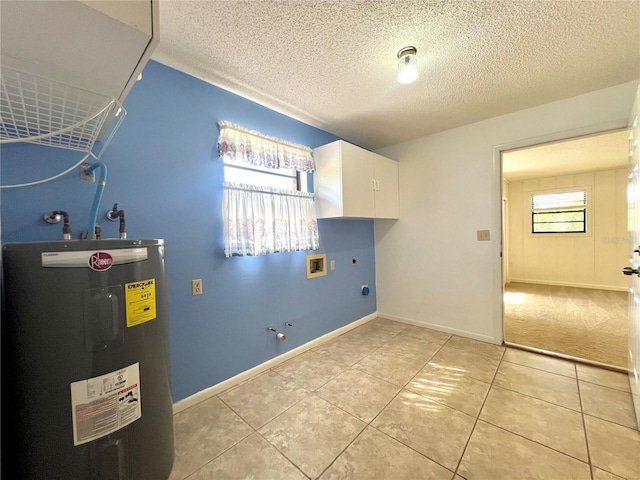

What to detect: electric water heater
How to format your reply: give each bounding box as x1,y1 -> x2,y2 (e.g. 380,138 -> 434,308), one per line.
1,239 -> 174,479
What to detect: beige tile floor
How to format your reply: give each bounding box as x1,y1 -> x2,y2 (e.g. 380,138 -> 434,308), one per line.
169,318 -> 640,480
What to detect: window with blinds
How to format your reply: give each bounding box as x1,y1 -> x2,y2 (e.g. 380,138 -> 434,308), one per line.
223,157 -> 300,191
531,190 -> 587,233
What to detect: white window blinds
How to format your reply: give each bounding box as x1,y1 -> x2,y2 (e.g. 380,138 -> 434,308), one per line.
532,191 -> 586,211
531,190 -> 587,234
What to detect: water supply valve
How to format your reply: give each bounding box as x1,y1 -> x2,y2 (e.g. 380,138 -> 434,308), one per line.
267,327 -> 286,341
44,210 -> 71,240
106,203 -> 127,239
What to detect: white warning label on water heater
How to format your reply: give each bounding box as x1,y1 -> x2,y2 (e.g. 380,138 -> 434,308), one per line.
70,363 -> 141,446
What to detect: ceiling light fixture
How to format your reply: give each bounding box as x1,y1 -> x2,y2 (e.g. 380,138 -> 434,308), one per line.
397,46 -> 418,85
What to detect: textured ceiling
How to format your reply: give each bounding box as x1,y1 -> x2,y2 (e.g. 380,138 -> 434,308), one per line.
502,129 -> 630,182
153,1 -> 640,150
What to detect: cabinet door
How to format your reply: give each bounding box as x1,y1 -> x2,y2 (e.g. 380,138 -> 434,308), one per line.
314,142 -> 344,218
341,142 -> 376,218
373,153 -> 399,219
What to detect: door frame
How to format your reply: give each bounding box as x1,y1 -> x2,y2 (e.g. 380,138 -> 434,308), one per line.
491,119 -> 629,346
502,196 -> 509,286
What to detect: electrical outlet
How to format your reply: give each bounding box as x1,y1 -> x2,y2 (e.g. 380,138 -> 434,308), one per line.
192,279 -> 203,296
477,230 -> 491,241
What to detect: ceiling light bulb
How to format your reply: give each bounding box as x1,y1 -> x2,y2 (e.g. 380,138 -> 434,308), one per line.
397,46 -> 418,85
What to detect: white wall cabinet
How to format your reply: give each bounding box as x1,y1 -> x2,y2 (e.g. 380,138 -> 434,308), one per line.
313,140 -> 399,219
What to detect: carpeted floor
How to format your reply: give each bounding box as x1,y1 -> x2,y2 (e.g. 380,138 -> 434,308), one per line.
503,282 -> 628,368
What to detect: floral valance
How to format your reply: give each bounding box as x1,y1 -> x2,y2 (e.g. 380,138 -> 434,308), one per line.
217,121 -> 315,172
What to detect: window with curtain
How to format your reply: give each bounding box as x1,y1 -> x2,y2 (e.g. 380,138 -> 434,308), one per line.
531,190 -> 587,233
218,121 -> 319,257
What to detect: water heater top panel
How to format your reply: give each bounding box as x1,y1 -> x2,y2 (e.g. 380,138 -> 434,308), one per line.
3,238 -> 164,251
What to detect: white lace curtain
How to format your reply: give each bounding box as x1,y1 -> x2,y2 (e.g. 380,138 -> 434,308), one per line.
217,121 -> 315,172
222,182 -> 319,257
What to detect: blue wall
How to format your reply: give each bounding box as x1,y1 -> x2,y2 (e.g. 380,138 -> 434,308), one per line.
1,61 -> 377,401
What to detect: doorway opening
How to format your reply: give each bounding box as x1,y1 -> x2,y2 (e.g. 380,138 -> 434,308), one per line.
501,129 -> 630,369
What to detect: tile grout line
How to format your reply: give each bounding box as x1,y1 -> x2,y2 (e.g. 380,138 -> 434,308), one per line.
576,363 -> 595,480
216,392 -> 263,430
177,325 -> 489,478
312,332 -> 400,369
174,320 -> 633,479
173,397 -> 255,479
365,336 -> 450,424
470,354 -> 596,467
237,391 -> 336,479
346,330 -> 506,474
181,429 -> 267,480
178,413 -> 254,479
370,424 -> 458,476
492,361 -> 585,412
397,337 -> 501,419
269,363 -> 346,395
576,371 -> 638,431
353,338 -> 457,473
500,358 -> 577,379
262,323 -> 410,479
485,379 -> 640,432
314,328 -> 410,479
478,418 -> 591,466
315,424 -> 366,479
578,377 -> 634,394
316,330 -> 454,478
254,430 -> 313,480
486,382 -> 582,413
320,329 -> 632,478
452,348 -> 506,477
474,352 -> 608,468
215,380 -> 323,476
441,339 -> 506,362
184,323 -> 530,478
582,411 -> 640,432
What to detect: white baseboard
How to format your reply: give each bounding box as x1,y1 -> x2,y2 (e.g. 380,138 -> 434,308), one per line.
377,312 -> 499,345
508,279 -> 627,292
172,311 -> 378,414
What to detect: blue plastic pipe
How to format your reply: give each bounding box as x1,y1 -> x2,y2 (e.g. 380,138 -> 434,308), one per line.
85,162 -> 107,240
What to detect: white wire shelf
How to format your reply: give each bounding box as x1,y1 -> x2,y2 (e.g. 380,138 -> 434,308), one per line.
0,66 -> 124,156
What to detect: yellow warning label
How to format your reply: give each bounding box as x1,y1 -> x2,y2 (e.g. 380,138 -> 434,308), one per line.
125,278 -> 156,327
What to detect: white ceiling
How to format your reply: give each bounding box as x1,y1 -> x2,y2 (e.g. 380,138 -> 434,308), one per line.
152,1 -> 640,151
502,129 -> 630,182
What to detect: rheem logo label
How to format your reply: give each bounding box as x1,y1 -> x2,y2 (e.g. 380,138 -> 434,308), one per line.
89,252 -> 113,271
